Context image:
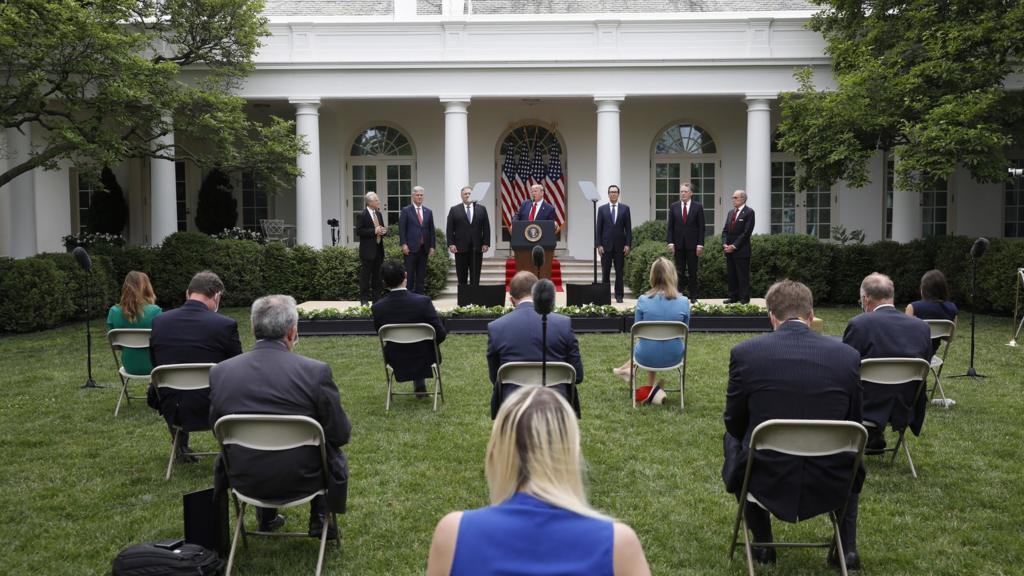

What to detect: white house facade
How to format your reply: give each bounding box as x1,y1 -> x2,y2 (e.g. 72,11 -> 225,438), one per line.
1,0 -> 1019,259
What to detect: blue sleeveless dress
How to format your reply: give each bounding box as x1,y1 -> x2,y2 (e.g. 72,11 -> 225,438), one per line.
450,492 -> 614,576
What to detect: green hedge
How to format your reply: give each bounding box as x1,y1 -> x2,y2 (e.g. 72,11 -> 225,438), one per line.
0,257 -> 76,332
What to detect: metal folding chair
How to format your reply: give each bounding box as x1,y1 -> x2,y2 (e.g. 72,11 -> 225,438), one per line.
628,321 -> 689,409
214,415 -> 340,576
728,419 -> 867,576
107,328 -> 152,417
150,363 -> 217,480
924,319 -> 956,408
859,357 -> 931,478
377,323 -> 444,411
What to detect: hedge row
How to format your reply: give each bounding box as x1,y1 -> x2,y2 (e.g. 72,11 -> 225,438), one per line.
0,228 -> 450,333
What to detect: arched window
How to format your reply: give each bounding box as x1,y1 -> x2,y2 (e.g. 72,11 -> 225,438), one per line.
347,125 -> 415,242
350,126 -> 413,157
496,125 -> 567,244
652,123 -> 718,236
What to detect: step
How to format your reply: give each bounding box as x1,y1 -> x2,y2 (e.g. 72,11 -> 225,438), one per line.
441,258 -> 633,297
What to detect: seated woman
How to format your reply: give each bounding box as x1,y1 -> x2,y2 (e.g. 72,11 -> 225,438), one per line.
905,269 -> 958,355
613,257 -> 691,387
426,387 -> 650,576
106,271 -> 162,376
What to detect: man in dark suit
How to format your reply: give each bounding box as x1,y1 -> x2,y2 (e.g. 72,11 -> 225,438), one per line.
515,183 -> 557,222
357,191 -> 387,305
595,184 -> 632,303
446,186 -> 490,285
666,182 -> 705,301
371,260 -> 447,397
722,189 -> 756,303
722,280 -> 865,569
486,271 -> 583,417
149,271 -> 242,462
842,272 -> 933,453
398,185 -> 436,294
210,294 -> 351,536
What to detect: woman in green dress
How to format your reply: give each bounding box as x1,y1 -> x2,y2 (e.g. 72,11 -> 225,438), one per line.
107,271 -> 162,375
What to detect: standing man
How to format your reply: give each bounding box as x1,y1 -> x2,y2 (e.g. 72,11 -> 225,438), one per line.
446,185 -> 490,285
595,184 -> 632,303
398,186 -> 436,294
666,182 -> 705,302
357,191 -> 387,305
515,183 -> 557,222
722,189 -> 755,304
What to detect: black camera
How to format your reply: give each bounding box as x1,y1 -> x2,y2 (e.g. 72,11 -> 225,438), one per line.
327,218 -> 339,227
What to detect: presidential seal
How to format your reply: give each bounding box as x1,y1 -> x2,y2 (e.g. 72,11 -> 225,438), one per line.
524,223 -> 543,243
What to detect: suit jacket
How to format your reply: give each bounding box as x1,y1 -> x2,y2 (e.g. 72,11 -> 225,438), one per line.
398,203 -> 435,254
486,301 -> 583,416
356,207 -> 386,261
595,202 -> 632,252
666,200 -> 706,250
515,199 -> 557,222
722,206 -> 755,258
210,340 -> 351,512
723,321 -> 864,523
842,305 -> 933,435
150,299 -> 243,431
446,202 -> 490,252
371,288 -> 447,381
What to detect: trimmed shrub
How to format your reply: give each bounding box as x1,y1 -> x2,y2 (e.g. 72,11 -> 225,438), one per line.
975,238 -> 1024,313
0,257 -> 75,332
314,246 -> 361,301
151,232 -> 216,308
288,245 -> 322,302
829,243 -> 873,305
34,252 -> 118,320
749,234 -> 833,303
696,234 -> 729,299
194,168 -> 238,234
382,225 -> 450,298
87,167 -> 129,235
206,239 -> 264,307
631,219 -> 667,247
931,235 -> 981,306
623,241 -> 669,295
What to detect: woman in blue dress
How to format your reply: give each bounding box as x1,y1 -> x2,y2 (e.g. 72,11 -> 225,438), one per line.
106,271 -> 162,376
426,387 -> 650,576
905,269 -> 958,354
613,257 -> 690,389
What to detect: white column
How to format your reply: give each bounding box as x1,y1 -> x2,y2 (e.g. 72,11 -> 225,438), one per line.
6,126 -> 37,258
744,95 -> 775,235
595,96 -> 624,199
890,154 -> 921,242
291,98 -> 323,248
441,97 -> 471,218
150,122 -> 177,246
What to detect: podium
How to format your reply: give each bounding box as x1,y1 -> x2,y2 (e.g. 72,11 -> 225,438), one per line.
510,220 -> 557,279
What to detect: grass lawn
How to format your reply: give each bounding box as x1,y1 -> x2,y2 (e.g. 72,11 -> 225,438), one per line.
0,307 -> 1022,575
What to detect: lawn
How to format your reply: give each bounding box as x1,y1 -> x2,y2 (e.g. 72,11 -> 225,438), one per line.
0,307 -> 1022,575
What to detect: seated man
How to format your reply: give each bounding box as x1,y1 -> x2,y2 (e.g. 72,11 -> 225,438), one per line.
722,280 -> 864,569
210,295 -> 351,536
486,271 -> 584,417
150,271 -> 242,462
371,260 -> 447,397
842,272 -> 932,453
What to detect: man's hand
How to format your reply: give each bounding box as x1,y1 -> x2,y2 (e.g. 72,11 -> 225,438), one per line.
597,246 -> 604,256
667,243 -> 675,254
401,244 -> 410,256
376,226 -> 386,236
724,244 -> 735,254
448,245 -> 457,254
482,245 -> 489,253
696,245 -> 704,256
624,245 -> 631,256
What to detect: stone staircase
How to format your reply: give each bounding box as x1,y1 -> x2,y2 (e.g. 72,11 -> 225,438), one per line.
440,255 -> 632,297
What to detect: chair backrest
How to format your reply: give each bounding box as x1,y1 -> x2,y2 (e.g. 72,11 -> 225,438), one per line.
378,323 -> 436,345
749,419 -> 867,457
108,328 -> 152,351
150,363 -> 215,391
925,319 -> 956,342
261,218 -> 285,237
214,414 -> 325,452
496,362 -> 576,387
630,320 -> 688,342
859,358 -> 931,386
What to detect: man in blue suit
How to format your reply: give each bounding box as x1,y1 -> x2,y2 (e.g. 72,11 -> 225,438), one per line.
722,189 -> 756,303
842,273 -> 932,454
486,271 -> 583,418
398,186 -> 436,294
595,184 -> 632,303
515,183 -> 557,222
666,182 -> 705,301
372,260 -> 447,397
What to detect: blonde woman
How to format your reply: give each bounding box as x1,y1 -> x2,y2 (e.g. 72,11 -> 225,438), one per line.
426,387 -> 650,576
613,257 -> 690,387
106,271 -> 162,376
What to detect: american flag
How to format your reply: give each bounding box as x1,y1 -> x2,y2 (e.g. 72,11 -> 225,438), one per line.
544,147 -> 567,226
500,146 -> 568,230
499,144 -> 518,230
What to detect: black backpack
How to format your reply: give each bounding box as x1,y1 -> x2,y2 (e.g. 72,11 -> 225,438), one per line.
112,540 -> 223,576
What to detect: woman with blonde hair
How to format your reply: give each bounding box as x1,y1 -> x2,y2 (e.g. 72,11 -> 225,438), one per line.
613,256 -> 691,388
426,387 -> 650,576
106,271 -> 162,375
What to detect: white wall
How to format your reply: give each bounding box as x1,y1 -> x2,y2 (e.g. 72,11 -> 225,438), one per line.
953,172 -> 1002,239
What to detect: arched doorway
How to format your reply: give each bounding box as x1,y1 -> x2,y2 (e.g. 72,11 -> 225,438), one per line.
347,125 -> 415,244
495,124 -> 567,248
651,123 -> 719,237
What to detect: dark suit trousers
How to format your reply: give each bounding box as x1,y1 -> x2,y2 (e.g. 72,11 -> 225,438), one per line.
674,249 -> 699,300
726,255 -> 750,302
359,255 -> 383,303
405,250 -> 428,294
455,251 -> 482,285
601,249 -> 625,299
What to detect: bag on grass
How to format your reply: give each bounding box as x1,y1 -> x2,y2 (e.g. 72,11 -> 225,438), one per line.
112,539 -> 223,576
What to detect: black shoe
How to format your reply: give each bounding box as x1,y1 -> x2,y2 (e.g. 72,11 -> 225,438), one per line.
751,547 -> 777,565
308,514 -> 339,539
615,298 -> 624,303
414,385 -> 429,399
175,445 -> 199,464
865,432 -> 887,455
257,512 -> 286,532
828,548 -> 861,571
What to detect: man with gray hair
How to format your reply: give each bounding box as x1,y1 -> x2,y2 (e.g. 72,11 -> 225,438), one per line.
357,191 -> 387,305
210,295 -> 351,538
722,189 -> 755,303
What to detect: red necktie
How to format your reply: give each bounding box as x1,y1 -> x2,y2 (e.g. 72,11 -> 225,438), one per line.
682,202 -> 688,224
731,209 -> 738,232
529,203 -> 538,221
417,206 -> 423,225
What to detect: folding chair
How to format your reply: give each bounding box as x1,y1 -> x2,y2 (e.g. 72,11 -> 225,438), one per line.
496,361 -> 576,391
107,328 -> 152,417
729,419 -> 867,576
628,321 -> 689,409
150,363 -> 218,480
377,323 -> 444,411
859,357 -> 931,478
924,319 -> 956,408
214,415 -> 340,576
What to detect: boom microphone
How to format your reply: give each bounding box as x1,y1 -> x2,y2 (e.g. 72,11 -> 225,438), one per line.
970,237 -> 989,259
72,246 -> 92,271
533,279 -> 556,316
532,245 -> 545,270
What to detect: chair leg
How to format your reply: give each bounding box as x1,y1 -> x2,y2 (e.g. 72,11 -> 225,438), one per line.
729,501 -> 743,560
740,518 -> 756,576
385,371 -> 393,411
114,378 -> 128,417
831,511 -> 849,576
226,501 -> 246,575
165,428 -> 180,481
630,366 -> 637,408
679,368 -> 685,411
432,367 -> 442,412
331,513 -> 341,546
315,509 -> 330,576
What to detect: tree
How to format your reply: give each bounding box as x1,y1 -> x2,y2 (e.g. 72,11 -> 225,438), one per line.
777,0 -> 1024,192
194,168 -> 237,234
0,0 -> 305,193
86,167 -> 129,234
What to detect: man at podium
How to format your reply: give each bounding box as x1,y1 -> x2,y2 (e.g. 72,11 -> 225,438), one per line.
516,184 -> 557,222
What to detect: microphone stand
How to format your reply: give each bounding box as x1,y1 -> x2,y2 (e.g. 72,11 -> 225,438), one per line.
592,198 -> 598,284
541,313 -> 548,387
81,265 -> 101,388
951,252 -> 986,379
